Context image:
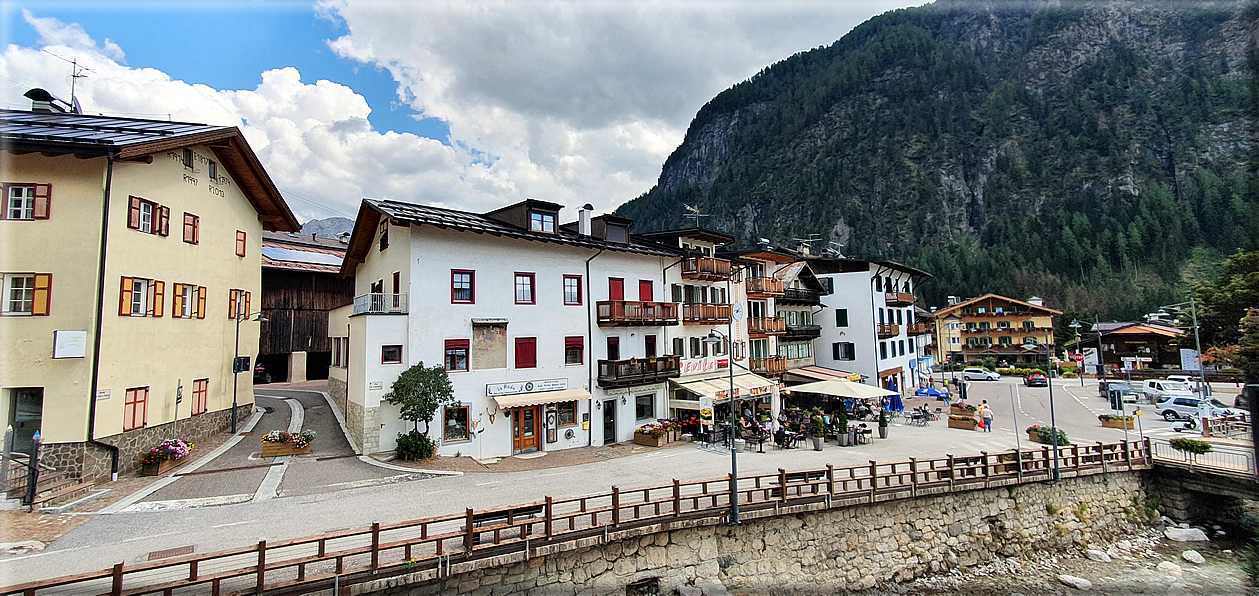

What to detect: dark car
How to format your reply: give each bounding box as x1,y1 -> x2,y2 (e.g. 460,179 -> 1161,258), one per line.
1099,381 -> 1136,403
254,363 -> 272,384
1024,373 -> 1048,387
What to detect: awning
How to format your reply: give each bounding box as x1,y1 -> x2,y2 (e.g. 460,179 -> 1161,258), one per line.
669,371 -> 777,403
493,388 -> 591,410
783,365 -> 855,384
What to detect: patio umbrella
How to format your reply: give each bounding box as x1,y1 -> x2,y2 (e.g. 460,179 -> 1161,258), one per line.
914,387 -> 948,398
788,379 -> 897,399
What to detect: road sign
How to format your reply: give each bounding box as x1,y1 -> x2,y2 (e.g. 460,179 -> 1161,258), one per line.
176,382 -> 183,404
1073,353 -> 1084,362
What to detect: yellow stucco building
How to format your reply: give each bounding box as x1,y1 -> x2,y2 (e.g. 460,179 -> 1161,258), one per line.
931,294 -> 1061,366
0,102 -> 298,479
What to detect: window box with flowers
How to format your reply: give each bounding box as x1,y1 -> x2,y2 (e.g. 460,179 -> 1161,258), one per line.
139,439 -> 194,476
260,430 -> 317,457
1098,414 -> 1135,429
947,415 -> 978,430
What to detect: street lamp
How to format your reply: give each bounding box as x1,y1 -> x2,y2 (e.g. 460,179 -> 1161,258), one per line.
1069,320 -> 1084,387
1157,299 -> 1208,398
232,309 -> 268,434
703,327 -> 739,525
1024,328 -> 1059,481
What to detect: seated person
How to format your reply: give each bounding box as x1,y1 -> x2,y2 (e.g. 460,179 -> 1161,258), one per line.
774,427 -> 787,448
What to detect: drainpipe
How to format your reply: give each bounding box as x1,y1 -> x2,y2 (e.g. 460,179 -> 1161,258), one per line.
87,152 -> 120,482
585,247 -> 604,447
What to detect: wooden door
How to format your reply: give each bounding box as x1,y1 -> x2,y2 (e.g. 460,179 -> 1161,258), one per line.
609,278 -> 624,301
638,280 -> 653,301
513,406 -> 541,453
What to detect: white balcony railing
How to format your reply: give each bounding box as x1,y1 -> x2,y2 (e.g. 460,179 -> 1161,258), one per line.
353,293 -> 408,315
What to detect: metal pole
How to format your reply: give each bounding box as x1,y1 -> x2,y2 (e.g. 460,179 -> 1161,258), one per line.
1076,327 -> 1084,387
1096,315 -> 1105,382
727,319 -> 739,525
231,309 -> 241,434
1046,328 -> 1059,481
1009,386 -> 1022,482
1190,298 -> 1208,399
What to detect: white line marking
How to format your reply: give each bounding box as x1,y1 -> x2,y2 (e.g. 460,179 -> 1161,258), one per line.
121,530 -> 182,543
475,481 -> 501,486
212,520 -> 257,529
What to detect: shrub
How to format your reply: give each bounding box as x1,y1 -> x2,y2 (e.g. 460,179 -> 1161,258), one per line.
1063,372 -> 1078,378
878,410 -> 888,427
834,409 -> 849,433
1169,438 -> 1213,455
1032,426 -> 1069,445
395,430 -> 437,461
949,415 -> 977,423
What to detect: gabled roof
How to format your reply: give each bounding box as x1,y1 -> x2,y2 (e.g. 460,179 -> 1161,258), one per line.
933,293 -> 1063,317
774,261 -> 827,293
803,257 -> 932,278
340,198 -> 679,277
262,231 -> 346,273
0,109 -> 299,231
637,227 -> 734,246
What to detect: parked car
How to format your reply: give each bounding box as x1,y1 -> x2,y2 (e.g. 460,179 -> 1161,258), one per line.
1140,379 -> 1195,403
254,363 -> 272,384
1098,381 -> 1137,403
1166,375 -> 1212,396
963,368 -> 1001,381
1024,373 -> 1048,387
1154,396 -> 1235,421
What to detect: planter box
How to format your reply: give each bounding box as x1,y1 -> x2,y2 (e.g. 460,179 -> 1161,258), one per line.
1027,430 -> 1039,442
140,457 -> 188,476
950,405 -> 975,417
261,442 -> 312,457
948,418 -> 977,430
633,432 -> 666,447
1101,419 -> 1135,430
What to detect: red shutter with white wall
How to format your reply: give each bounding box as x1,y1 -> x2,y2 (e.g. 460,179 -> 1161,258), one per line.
127,197 -> 141,229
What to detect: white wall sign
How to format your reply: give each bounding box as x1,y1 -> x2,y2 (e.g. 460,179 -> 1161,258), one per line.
95,389 -> 110,401
486,378 -> 568,397
52,330 -> 88,359
369,381 -> 383,390
1179,349 -> 1201,371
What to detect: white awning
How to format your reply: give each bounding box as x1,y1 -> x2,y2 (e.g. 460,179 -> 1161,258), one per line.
493,388 -> 591,410
670,371 -> 777,403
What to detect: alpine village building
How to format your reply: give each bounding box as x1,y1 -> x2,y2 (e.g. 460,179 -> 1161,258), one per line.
0,95 -> 299,480
930,294 -> 1062,365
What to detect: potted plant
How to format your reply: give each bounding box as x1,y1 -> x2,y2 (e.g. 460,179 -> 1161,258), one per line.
1026,425 -> 1040,441
634,422 -> 668,447
139,439 -> 194,476
877,410 -> 889,439
835,410 -> 850,446
1097,414 -> 1135,429
949,415 -> 978,430
811,415 -> 826,451
261,429 -> 317,456
1030,426 -> 1069,446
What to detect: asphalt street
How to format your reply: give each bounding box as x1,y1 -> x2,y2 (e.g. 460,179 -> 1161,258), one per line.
0,379 -> 1241,586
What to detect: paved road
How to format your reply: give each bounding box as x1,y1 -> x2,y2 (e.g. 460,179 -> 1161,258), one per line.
0,379 -> 1239,586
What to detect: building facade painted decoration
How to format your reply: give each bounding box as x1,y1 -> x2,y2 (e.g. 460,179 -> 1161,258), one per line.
0,104 -> 299,478
931,294 -> 1062,365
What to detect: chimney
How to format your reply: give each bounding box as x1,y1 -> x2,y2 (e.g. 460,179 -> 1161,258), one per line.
1027,296 -> 1044,307
578,203 -> 593,236
24,88 -> 66,113
947,295 -> 959,305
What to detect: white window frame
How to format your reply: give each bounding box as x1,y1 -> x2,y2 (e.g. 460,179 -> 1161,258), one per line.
529,211 -> 555,233
139,202 -> 154,233
131,278 -> 149,316
7,186 -> 34,220
2,274 -> 34,315
181,284 -> 195,318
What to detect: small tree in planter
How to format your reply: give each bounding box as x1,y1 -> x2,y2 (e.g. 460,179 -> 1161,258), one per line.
877,410 -> 889,439
835,410 -> 850,446
384,362 -> 456,461
811,415 -> 826,451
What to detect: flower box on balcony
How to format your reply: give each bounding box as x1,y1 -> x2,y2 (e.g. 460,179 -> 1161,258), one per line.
633,432 -> 667,447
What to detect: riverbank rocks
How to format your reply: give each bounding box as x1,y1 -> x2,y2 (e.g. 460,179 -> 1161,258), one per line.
1084,549 -> 1111,563
1058,574 -> 1094,590
1164,528 -> 1209,542
1156,561 -> 1184,576
1182,550 -> 1206,565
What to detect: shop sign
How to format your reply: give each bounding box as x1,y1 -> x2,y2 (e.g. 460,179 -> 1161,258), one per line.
746,384 -> 771,397
680,356 -> 722,375
486,378 -> 568,397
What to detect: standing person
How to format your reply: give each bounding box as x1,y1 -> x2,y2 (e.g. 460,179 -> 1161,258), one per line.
980,399 -> 994,432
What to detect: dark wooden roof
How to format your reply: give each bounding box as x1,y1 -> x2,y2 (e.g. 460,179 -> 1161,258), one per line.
0,109 -> 299,232
637,227 -> 734,245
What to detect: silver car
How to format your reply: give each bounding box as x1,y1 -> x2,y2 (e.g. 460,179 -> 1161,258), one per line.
962,367 -> 1000,381
1154,396 -> 1234,421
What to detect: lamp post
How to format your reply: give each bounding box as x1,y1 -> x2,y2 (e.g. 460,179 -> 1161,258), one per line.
1069,320 -> 1084,387
1158,299 -> 1209,398
1025,328 -> 1059,481
232,308 -> 268,434
704,325 -> 739,525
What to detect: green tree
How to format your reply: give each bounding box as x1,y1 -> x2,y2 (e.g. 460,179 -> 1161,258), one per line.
383,362 -> 456,433
1196,250 -> 1259,346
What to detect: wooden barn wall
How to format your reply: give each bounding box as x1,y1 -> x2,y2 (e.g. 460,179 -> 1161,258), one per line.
260,268 -> 355,355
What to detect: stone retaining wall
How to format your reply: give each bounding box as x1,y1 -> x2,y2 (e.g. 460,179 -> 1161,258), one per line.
372,472 -> 1151,596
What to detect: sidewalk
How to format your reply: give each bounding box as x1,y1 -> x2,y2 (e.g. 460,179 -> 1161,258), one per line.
382,439 -> 692,473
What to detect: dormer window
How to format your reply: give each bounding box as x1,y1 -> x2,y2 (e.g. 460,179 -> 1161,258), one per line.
529,211 -> 556,233
605,223 -> 628,243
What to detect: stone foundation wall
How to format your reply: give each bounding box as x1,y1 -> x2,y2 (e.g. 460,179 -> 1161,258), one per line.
328,376 -> 348,416
346,399 -> 366,453
40,404 -> 252,480
374,472 -> 1151,596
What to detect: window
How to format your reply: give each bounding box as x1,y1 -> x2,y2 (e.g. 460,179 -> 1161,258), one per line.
379,227 -> 389,251
514,273 -> 535,304
949,336 -> 961,345
898,340 -> 905,355
1024,337 -> 1037,346
451,270 -> 474,303
879,309 -> 885,325
445,339 -> 469,371
873,276 -> 882,292
605,224 -> 628,243
879,342 -> 888,360
607,336 -> 620,360
563,275 -> 582,305
515,337 -> 537,368
127,197 -> 169,236
235,230 -> 247,256
999,336 -> 1012,346
749,339 -> 768,359
979,322 -> 991,330
998,321 -> 1010,329
994,307 -> 1004,313
672,337 -> 684,357
191,379 -> 209,416
207,160 -> 217,181
2,273 -> 50,316
382,345 -> 403,364
895,310 -> 903,325
332,337 -> 344,367
182,213 -> 200,244
443,405 -> 470,441
565,336 -> 583,365
529,211 -> 556,233
645,335 -> 656,358
123,386 -> 148,431
2,184 -> 50,220
635,394 -> 655,421
119,277 -> 164,317
977,307 -> 987,314
557,401 -> 577,426
171,283 -> 204,319
836,309 -> 848,327
638,280 -> 653,302
690,336 -> 702,358
182,148 -> 194,169
227,289 -> 251,319
1023,321 -> 1036,330
833,342 -> 855,361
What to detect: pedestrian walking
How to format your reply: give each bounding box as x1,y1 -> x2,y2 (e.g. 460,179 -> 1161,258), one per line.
980,399 -> 994,432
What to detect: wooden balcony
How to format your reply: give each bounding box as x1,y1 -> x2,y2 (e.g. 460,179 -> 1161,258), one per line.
779,288 -> 821,306
745,277 -> 784,298
749,356 -> 787,375
747,316 -> 785,337
681,256 -> 733,281
597,355 -> 681,388
596,301 -> 680,327
907,323 -> 931,336
876,324 -> 900,338
682,303 -> 732,325
784,324 -> 822,341
885,291 -> 915,306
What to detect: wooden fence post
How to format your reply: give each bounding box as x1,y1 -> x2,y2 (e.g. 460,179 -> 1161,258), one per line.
612,486 -> 620,526
826,464 -> 835,496
1072,444 -> 1080,471
111,562 -> 123,596
869,461 -> 878,499
1095,442 -> 1106,472
1122,440 -> 1131,469
1041,446 -> 1050,475
464,508 -> 475,553
545,496 -> 554,537
908,458 -> 918,495
778,468 -> 788,503
255,540 -> 266,594
370,522 -> 380,571
672,480 -> 680,518
1143,437 -> 1152,464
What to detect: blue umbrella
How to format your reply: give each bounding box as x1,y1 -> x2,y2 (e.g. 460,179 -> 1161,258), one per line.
887,380 -> 904,412
915,387 -> 948,398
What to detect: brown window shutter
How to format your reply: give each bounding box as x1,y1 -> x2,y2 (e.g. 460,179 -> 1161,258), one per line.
235,230 -> 247,257
172,283 -> 184,318
152,281 -> 165,317
127,197 -> 141,229
194,216 -> 200,244
157,206 -> 170,236
32,273 -> 51,316
119,277 -> 133,316
197,286 -> 206,319
228,289 -> 237,319
244,292 -> 251,318
32,184 -> 51,219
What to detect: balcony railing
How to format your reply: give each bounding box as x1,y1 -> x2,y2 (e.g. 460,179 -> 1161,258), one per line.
681,256 -> 733,281
597,355 -> 682,388
682,303 -> 732,324
749,355 -> 787,375
353,293 -> 408,315
747,316 -> 786,336
885,291 -> 915,306
779,288 -> 821,305
784,324 -> 822,340
596,301 -> 680,326
907,323 -> 931,336
876,324 -> 900,338
745,277 -> 784,297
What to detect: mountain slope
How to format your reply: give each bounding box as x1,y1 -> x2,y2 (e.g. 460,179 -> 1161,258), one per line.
616,0 -> 1257,318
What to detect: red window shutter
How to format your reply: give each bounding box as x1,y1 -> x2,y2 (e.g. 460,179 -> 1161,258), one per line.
565,337 -> 583,349
197,286 -> 206,319
638,280 -> 653,301
609,278 -> 624,301
193,216 -> 200,244
32,184 -> 51,219
157,206 -> 170,236
228,289 -> 238,319
172,283 -> 184,318
183,213 -> 198,243
127,197 -> 141,229
31,273 -> 51,316
118,277 -> 133,316
515,338 -> 537,368
446,339 -> 470,349
152,281 -> 165,317
235,231 -> 247,256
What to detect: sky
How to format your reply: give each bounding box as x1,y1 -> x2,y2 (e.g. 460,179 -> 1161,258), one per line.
0,0 -> 926,224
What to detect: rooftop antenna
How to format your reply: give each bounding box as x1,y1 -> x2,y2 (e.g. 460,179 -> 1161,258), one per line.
790,233 -> 822,256
40,50 -> 89,113
822,241 -> 846,258
682,204 -> 710,227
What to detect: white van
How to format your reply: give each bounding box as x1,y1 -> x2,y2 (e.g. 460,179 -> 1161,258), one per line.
1140,379 -> 1196,403
1165,375 -> 1212,396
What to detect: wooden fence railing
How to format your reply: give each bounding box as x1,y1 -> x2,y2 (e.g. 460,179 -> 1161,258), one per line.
1,440 -> 1152,596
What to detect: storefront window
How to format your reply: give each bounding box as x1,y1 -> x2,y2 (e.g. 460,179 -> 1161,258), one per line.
443,406 -> 469,441
636,394 -> 655,421
557,401 -> 577,426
